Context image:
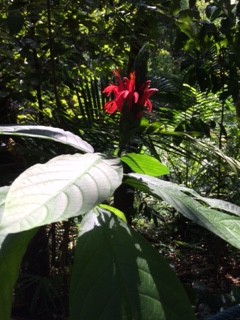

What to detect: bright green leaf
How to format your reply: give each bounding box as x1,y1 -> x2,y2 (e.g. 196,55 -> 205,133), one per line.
0,125 -> 94,153
70,208 -> 196,320
121,153 -> 169,177
99,204 -> 127,223
1,154 -> 123,233
145,121 -> 164,134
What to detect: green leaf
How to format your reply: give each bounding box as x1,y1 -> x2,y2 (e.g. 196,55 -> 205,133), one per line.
171,0 -> 189,15
99,204 -> 127,223
0,186 -> 35,320
124,174 -> 240,250
121,153 -> 169,177
1,154 -> 123,233
175,11 -> 199,46
0,229 -> 37,320
145,121 -> 164,134
0,125 -> 94,153
70,208 -> 196,320
0,187 -> 10,224
186,135 -> 240,173
178,186 -> 240,217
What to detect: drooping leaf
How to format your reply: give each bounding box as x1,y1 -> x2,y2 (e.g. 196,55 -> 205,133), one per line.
0,229 -> 37,320
0,125 -> 94,153
178,186 -> 240,217
0,153 -> 123,233
186,135 -> 240,173
121,153 -> 169,177
124,173 -> 240,250
70,208 -> 196,320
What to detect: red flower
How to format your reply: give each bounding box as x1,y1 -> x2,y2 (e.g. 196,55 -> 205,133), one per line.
103,70 -> 158,115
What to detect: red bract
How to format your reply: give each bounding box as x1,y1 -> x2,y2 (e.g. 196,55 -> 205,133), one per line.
103,70 -> 158,115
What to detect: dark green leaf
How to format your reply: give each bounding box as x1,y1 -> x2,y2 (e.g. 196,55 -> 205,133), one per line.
171,0 -> 189,15
0,230 -> 37,320
0,185 -> 36,319
70,208 -> 196,320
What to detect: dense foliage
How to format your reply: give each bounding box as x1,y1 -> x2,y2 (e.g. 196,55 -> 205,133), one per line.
1,0 -> 240,319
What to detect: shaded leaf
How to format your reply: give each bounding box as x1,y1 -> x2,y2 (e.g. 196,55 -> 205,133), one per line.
70,208 -> 196,320
171,0 -> 189,15
1,153 -> 123,233
121,153 -> 169,177
125,174 -> 240,250
0,125 -> 94,153
0,229 -> 37,320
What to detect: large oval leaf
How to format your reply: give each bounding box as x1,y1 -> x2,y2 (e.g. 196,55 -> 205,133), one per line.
0,154 -> 123,233
0,125 -> 94,153
125,173 -> 240,250
70,208 -> 196,320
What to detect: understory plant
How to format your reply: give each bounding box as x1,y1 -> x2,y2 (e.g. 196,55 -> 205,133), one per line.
1,72 -> 240,320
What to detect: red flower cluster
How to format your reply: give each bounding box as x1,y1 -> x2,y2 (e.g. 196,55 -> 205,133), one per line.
103,70 -> 158,115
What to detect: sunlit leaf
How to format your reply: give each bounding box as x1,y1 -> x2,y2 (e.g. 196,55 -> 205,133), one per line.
178,186 -> 240,217
125,173 -> 240,250
99,204 -> 127,223
70,208 -> 196,320
1,153 -> 123,233
0,125 -> 94,153
0,187 -> 9,219
121,153 -> 169,177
